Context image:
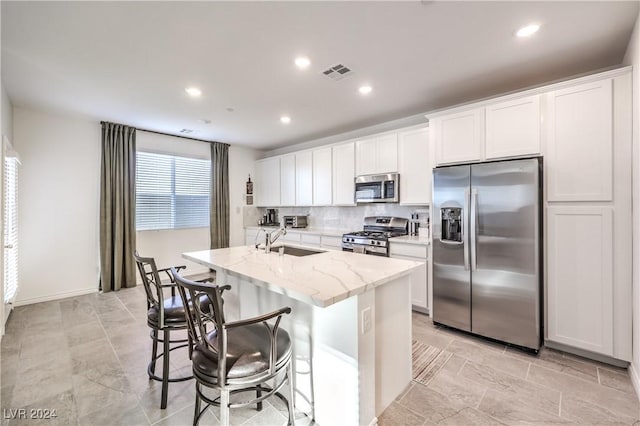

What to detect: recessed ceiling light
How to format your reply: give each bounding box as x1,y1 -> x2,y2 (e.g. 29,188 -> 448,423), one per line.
359,85 -> 373,95
294,57 -> 311,69
185,87 -> 202,97
516,24 -> 540,38
280,116 -> 291,124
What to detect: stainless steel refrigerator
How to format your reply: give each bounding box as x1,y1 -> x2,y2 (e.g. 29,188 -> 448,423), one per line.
432,157 -> 542,351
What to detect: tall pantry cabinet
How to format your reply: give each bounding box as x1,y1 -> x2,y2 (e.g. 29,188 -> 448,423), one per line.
545,72 -> 631,362
428,67 -> 632,363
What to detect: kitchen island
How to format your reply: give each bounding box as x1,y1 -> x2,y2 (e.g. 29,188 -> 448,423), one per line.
183,245 -> 422,426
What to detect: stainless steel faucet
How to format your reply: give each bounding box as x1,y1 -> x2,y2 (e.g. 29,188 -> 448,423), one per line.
264,226 -> 287,253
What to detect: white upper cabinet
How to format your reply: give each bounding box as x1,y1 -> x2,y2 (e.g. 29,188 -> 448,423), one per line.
355,137 -> 377,175
376,133 -> 399,174
280,154 -> 296,206
295,151 -> 313,206
332,142 -> 355,206
485,95 -> 541,160
355,133 -> 398,175
398,127 -> 431,205
432,108 -> 484,165
255,157 -> 281,207
313,147 -> 332,206
546,79 -> 613,202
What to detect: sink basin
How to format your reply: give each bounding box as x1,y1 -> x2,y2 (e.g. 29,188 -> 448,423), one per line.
270,245 -> 324,257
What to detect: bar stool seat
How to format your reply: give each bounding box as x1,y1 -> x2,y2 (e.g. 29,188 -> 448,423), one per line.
171,268 -> 295,426
192,325 -> 291,381
134,251 -> 213,409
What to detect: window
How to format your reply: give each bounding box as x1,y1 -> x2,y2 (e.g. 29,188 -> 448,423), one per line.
136,151 -> 210,231
4,156 -> 18,304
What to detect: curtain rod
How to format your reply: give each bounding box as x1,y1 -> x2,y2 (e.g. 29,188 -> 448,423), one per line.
100,121 -> 230,146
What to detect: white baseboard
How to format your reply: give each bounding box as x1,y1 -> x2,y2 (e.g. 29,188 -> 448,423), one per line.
367,417 -> 378,426
14,287 -> 98,306
630,363 -> 640,402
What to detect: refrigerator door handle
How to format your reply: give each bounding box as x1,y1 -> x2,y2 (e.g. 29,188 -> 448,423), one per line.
470,188 -> 478,271
463,188 -> 470,271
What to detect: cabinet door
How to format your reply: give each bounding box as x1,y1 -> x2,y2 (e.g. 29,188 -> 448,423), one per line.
255,157 -> 280,206
295,151 -> 313,206
312,147 -> 332,205
280,154 -> 296,206
398,127 -> 431,205
433,108 -> 484,165
547,206 -> 613,356
320,235 -> 342,249
390,253 -> 428,310
283,231 -> 301,244
332,142 -> 355,205
355,137 -> 377,175
546,79 -> 613,201
485,95 -> 541,159
376,133 -> 398,173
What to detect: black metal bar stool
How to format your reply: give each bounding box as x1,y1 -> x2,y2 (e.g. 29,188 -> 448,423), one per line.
171,268 -> 295,426
134,251 -> 212,409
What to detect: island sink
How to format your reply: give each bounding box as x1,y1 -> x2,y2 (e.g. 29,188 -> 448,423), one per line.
270,245 -> 324,257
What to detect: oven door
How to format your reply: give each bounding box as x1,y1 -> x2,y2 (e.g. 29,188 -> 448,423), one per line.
342,244 -> 388,257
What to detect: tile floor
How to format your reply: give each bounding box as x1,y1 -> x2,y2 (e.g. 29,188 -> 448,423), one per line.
380,313 -> 640,425
1,286 -> 639,425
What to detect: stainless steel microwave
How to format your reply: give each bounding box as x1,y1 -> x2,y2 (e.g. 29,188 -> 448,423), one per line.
355,173 -> 400,203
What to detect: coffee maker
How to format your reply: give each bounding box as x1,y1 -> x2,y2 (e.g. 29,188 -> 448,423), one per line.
261,209 -> 278,226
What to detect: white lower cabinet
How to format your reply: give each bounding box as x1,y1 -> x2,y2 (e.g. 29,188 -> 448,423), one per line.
320,235 -> 342,250
389,242 -> 429,312
546,206 -> 614,357
300,233 -> 321,247
283,231 -> 302,244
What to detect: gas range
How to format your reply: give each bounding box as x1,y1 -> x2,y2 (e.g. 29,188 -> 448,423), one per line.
342,216 -> 409,256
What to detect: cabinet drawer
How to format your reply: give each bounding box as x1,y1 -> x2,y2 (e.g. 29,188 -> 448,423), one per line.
320,235 -> 342,249
301,233 -> 321,246
283,232 -> 301,243
389,243 -> 427,258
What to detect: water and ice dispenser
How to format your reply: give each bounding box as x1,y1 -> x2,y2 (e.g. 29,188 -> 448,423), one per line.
441,207 -> 462,243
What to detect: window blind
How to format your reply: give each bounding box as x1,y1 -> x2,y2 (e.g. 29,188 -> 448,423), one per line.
136,151 -> 210,231
4,157 -> 18,304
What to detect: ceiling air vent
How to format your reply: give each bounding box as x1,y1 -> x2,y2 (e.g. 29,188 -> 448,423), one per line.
180,129 -> 195,134
322,64 -> 354,81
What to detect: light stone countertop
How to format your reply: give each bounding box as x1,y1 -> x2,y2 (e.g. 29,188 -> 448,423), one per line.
183,245 -> 422,308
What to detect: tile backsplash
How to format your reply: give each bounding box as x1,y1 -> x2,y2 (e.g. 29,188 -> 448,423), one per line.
244,205 -> 429,231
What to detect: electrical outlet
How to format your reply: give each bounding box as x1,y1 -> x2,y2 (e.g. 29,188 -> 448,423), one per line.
361,307 -> 372,334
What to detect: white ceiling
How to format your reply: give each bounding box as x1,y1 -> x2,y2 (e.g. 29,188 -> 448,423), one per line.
2,1 -> 638,151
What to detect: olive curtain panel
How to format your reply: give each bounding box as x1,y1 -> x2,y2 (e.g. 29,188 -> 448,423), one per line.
210,142 -> 230,249
100,122 -> 137,292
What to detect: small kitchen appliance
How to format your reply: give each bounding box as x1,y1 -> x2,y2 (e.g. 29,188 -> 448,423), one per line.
283,215 -> 308,228
260,208 -> 279,226
355,173 -> 400,203
342,216 -> 408,257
